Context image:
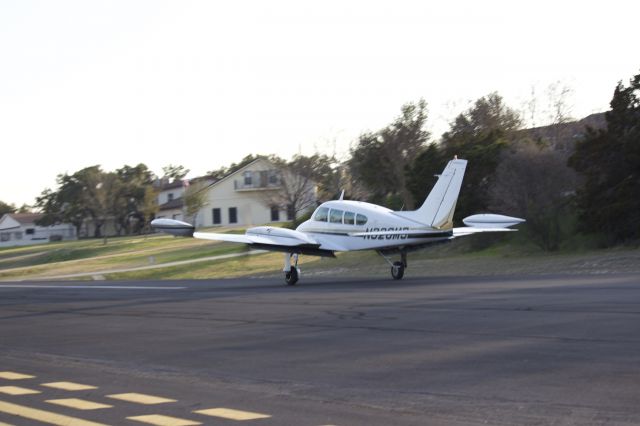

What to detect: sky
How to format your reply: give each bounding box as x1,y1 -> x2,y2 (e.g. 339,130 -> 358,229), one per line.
1,0 -> 638,207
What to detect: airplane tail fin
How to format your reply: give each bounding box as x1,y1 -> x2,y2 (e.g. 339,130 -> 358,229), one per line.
395,158 -> 467,229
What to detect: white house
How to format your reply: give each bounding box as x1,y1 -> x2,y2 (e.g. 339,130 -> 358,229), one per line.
0,213 -> 77,247
154,158 -> 316,228
156,179 -> 187,221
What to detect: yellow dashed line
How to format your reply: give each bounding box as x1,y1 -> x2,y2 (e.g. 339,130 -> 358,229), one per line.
42,382 -> 97,391
127,414 -> 202,426
46,398 -> 113,410
0,400 -> 107,426
194,407 -> 271,420
0,421 -> 16,426
0,386 -> 41,396
0,372 -> 34,381
106,393 -> 176,405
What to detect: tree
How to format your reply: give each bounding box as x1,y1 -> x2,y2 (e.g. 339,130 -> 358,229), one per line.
0,200 -> 16,216
490,142 -> 578,250
262,155 -> 320,226
115,164 -> 155,235
569,71 -> 640,244
349,99 -> 430,209
438,92 -> 522,220
184,180 -> 209,225
140,186 -> 159,236
161,164 -> 189,182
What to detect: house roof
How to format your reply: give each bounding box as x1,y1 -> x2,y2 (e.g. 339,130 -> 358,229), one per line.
159,197 -> 184,211
7,213 -> 43,225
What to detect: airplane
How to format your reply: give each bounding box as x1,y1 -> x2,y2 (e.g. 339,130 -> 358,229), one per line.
151,157 -> 524,285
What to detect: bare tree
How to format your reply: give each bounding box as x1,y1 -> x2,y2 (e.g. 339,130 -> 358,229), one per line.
489,141 -> 578,251
262,156 -> 318,226
184,180 -> 208,226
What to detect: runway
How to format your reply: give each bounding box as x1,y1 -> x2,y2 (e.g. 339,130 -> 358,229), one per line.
0,273 -> 639,425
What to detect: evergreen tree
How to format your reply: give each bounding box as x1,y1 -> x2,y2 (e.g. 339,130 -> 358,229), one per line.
569,71 -> 640,244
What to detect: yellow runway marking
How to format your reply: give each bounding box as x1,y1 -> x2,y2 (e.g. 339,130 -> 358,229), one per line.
0,400 -> 107,426
0,386 -> 40,396
106,393 -> 176,405
46,398 -> 113,410
0,372 -> 34,381
194,407 -> 271,420
127,414 -> 201,426
42,382 -> 97,391
0,421 -> 15,426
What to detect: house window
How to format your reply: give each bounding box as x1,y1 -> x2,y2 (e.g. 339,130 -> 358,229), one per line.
168,193 -> 174,202
244,171 -> 252,186
268,171 -> 279,185
25,228 -> 35,235
287,204 -> 294,220
0,233 -> 9,242
212,208 -> 221,225
270,206 -> 280,222
14,232 -> 23,240
229,207 -> 238,224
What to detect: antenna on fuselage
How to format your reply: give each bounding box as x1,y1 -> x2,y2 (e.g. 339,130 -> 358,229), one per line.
338,190 -> 345,200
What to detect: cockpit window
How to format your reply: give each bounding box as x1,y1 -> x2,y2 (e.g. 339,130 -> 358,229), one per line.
356,214 -> 368,225
343,211 -> 355,225
313,207 -> 329,222
329,209 -> 344,223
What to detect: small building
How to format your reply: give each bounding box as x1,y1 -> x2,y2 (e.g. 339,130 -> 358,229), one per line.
0,213 -> 76,247
156,180 -> 187,222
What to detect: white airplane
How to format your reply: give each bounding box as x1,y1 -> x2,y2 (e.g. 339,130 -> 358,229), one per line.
152,157 -> 524,285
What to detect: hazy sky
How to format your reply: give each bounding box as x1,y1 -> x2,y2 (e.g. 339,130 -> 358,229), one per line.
1,0 -> 638,207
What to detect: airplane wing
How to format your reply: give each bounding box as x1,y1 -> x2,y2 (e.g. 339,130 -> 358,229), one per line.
151,219 -> 334,257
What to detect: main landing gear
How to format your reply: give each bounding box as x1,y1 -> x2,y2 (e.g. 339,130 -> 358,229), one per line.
283,253 -> 300,285
378,249 -> 407,280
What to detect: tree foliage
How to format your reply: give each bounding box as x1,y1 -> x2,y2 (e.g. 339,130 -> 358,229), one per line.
569,71 -> 640,244
439,92 -> 522,220
349,99 -> 430,209
0,200 -> 16,217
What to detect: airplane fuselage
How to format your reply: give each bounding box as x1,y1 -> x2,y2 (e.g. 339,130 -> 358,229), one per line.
296,200 -> 451,252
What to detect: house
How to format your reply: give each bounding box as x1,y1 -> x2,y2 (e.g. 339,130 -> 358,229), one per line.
0,213 -> 76,247
153,158 -> 316,228
201,158 -> 294,227
156,179 -> 187,222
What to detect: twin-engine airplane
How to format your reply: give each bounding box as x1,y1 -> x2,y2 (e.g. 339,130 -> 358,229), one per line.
152,158 -> 524,285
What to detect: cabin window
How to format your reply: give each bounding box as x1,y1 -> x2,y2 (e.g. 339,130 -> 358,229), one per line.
329,209 -> 344,224
212,208 -> 221,225
313,207 -> 329,222
344,211 -> 355,225
356,214 -> 368,225
229,207 -> 238,224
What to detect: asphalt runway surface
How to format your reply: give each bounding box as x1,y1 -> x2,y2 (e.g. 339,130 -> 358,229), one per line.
0,273 -> 639,426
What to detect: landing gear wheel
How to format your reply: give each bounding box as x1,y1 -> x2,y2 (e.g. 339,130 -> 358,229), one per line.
285,266 -> 299,286
391,261 -> 405,280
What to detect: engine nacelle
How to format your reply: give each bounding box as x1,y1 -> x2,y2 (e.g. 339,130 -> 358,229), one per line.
150,218 -> 195,237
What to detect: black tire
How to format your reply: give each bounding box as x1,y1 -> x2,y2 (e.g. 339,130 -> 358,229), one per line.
391,261 -> 404,280
285,266 -> 299,285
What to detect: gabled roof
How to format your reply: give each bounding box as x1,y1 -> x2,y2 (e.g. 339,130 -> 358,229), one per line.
207,157 -> 273,188
6,213 -> 43,225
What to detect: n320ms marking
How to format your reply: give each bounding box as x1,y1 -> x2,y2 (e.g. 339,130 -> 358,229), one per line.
152,158 -> 524,285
